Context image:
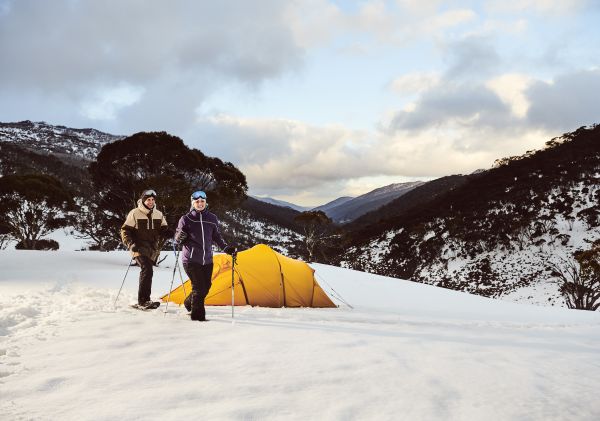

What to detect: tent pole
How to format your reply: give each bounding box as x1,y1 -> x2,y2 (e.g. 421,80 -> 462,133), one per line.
114,257 -> 134,308
231,253 -> 237,322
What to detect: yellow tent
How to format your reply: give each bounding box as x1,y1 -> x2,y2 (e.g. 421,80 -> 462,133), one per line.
161,244 -> 336,308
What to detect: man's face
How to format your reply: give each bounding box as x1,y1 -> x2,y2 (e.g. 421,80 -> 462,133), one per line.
144,197 -> 156,208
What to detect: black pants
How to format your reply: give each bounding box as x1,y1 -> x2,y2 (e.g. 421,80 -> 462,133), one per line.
135,256 -> 154,305
183,262 -> 213,321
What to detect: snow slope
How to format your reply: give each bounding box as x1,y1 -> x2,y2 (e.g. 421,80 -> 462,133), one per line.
1,251 -> 599,420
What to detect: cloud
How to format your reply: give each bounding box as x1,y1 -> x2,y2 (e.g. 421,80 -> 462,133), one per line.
0,0 -> 304,125
389,83 -> 512,132
391,72 -> 441,96
395,0 -> 445,16
385,26 -> 595,134
485,0 -> 589,15
0,1 -> 303,87
443,35 -> 502,80
185,113 -> 381,193
187,106 -> 556,204
423,8 -> 477,34
485,73 -> 533,118
526,69 -> 600,130
80,83 -> 145,120
366,124 -> 556,180
377,67 -> 599,189
184,114 -> 454,205
2,0 -> 597,206
284,0 -> 345,48
287,0 -> 478,52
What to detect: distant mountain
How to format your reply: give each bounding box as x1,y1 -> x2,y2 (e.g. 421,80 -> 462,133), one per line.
350,175 -> 468,230
312,196 -> 354,213
251,196 -> 312,212
0,120 -> 124,161
322,182 -> 425,223
338,125 -> 600,307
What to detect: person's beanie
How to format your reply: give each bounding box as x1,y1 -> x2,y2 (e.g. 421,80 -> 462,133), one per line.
140,190 -> 156,202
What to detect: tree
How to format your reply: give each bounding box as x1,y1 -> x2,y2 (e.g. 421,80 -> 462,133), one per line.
0,226 -> 12,250
0,174 -> 73,249
550,241 -> 600,311
294,210 -> 333,262
15,238 -> 59,250
78,131 -> 247,249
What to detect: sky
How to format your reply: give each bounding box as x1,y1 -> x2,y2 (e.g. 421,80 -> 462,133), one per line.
1,0 -> 600,206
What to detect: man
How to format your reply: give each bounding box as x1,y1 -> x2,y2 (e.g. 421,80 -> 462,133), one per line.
121,189 -> 168,309
174,190 -> 237,321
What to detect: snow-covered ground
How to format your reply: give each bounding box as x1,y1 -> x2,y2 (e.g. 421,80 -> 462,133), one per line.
1,250 -> 599,420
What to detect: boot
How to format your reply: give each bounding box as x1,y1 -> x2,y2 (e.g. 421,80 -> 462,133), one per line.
190,293 -> 206,321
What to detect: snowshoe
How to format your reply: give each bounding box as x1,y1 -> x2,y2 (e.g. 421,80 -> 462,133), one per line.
131,301 -> 160,311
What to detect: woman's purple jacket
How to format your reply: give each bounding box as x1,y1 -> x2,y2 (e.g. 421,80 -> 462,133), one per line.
175,209 -> 227,266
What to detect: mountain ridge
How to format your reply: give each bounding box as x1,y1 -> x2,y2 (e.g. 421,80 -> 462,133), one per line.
338,125 -> 600,307
250,196 -> 312,212
0,120 -> 124,160
325,181 -> 425,223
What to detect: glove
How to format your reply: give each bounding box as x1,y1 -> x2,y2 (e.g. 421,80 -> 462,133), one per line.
175,230 -> 188,244
223,245 -> 238,256
130,243 -> 139,253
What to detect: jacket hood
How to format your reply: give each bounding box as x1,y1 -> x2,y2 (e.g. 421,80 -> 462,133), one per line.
137,199 -> 154,215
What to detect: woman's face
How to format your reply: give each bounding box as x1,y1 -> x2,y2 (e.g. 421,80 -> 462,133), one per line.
192,197 -> 206,211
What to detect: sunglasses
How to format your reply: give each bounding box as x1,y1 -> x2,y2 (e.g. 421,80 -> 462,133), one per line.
143,189 -> 157,197
191,190 -> 207,200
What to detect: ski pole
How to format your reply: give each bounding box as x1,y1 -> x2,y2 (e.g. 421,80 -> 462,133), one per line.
177,263 -> 187,298
172,243 -> 187,300
164,249 -> 180,317
231,252 -> 237,322
114,257 -> 134,308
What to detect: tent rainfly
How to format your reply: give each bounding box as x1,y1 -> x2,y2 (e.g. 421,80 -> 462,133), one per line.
161,244 -> 337,308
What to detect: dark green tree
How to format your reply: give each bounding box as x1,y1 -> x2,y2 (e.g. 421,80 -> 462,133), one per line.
0,174 -> 73,249
78,131 -> 247,249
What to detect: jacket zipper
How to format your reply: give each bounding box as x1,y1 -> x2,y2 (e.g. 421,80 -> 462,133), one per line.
200,212 -> 206,265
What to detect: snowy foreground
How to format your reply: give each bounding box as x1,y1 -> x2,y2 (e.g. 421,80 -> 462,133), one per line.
1,251 -> 600,421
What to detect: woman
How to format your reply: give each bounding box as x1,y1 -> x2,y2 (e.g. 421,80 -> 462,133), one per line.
121,189 -> 169,309
175,190 -> 236,321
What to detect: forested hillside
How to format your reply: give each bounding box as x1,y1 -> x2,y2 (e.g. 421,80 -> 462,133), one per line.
0,142 -> 89,193
0,122 -> 305,253
339,125 -> 600,306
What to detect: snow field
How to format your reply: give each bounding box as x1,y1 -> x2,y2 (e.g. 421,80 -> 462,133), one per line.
1,251 -> 599,420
